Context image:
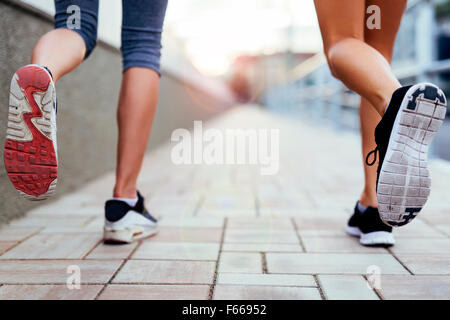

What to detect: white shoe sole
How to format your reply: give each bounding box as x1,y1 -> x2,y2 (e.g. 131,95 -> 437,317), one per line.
345,226 -> 395,247
4,65 -> 58,200
377,83 -> 447,227
104,226 -> 158,243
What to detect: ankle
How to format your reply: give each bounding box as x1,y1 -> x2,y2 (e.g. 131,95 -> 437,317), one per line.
373,84 -> 401,116
359,192 -> 377,208
113,184 -> 137,198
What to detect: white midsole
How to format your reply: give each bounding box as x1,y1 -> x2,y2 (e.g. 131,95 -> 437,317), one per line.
345,226 -> 395,246
104,210 -> 158,243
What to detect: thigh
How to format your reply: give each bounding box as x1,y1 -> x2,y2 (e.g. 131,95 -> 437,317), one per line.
364,0 -> 407,62
314,0 -> 366,52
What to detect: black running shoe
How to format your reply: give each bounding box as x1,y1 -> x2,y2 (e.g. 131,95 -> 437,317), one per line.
104,191 -> 158,243
346,201 -> 394,246
366,83 -> 447,227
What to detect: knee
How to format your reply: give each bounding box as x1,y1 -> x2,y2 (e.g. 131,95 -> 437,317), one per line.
324,46 -> 340,78
54,1 -> 98,58
121,27 -> 162,76
324,38 -> 360,78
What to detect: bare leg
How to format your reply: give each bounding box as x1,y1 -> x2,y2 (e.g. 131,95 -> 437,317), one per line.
113,68 -> 159,198
358,0 -> 407,207
313,0 -> 405,115
359,98 -> 380,207
31,29 -> 86,82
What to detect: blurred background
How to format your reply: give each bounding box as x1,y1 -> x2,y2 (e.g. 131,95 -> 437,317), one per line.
22,0 -> 449,157
1,0 -> 449,222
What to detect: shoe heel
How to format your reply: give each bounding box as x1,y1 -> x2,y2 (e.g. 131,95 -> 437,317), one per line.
103,228 -> 134,243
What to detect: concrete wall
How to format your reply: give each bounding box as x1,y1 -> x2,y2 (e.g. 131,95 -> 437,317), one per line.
0,0 -> 234,224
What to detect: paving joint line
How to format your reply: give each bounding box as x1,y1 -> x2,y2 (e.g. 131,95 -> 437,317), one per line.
0,226 -> 43,256
81,239 -> 104,259
362,274 -> 384,300
386,248 -> 414,275
313,275 -> 326,300
93,258 -> 127,300
192,195 -> 205,217
207,217 -> 227,300
291,217 -> 307,252
261,252 -> 268,273
92,240 -> 142,300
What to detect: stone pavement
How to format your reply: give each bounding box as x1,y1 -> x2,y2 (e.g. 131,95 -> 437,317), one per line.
0,106 -> 449,300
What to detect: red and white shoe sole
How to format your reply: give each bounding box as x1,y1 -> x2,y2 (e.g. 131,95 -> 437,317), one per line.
4,65 -> 58,200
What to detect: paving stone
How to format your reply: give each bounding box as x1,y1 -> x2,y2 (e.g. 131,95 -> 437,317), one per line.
393,219 -> 445,238
302,236 -> 388,253
152,227 -> 222,242
224,229 -> 299,244
159,217 -> 224,228
0,234 -> 101,259
294,216 -> 347,230
26,205 -> 102,217
8,216 -> 92,228
40,225 -> 101,234
197,208 -> 256,217
266,253 -> 408,275
202,193 -> 255,210
86,242 -> 138,260
1,108 -> 450,300
318,275 -> 379,300
0,285 -> 103,300
396,254 -> 450,275
148,203 -> 198,217
419,208 -> 450,225
390,239 -> 450,254
378,276 -> 450,299
222,243 -> 302,253
0,242 -> 17,255
259,208 -> 304,217
0,260 -> 122,284
98,284 -> 210,300
113,260 -> 215,284
218,252 -> 262,273
132,242 -> 220,261
434,224 -> 450,237
299,229 -> 348,237
0,227 -> 40,241
227,217 -> 294,229
213,285 -> 322,300
217,273 -> 316,287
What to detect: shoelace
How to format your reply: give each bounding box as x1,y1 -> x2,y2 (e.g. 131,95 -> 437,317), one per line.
365,146 -> 378,166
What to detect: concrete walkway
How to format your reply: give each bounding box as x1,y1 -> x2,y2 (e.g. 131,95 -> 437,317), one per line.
0,107 -> 449,300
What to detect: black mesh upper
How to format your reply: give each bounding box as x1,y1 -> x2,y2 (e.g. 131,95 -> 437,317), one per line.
104,191 -> 157,223
348,202 -> 392,233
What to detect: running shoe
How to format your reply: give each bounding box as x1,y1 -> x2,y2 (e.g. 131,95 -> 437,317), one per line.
346,201 -> 394,247
366,83 -> 447,227
4,65 -> 57,200
104,191 -> 158,243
